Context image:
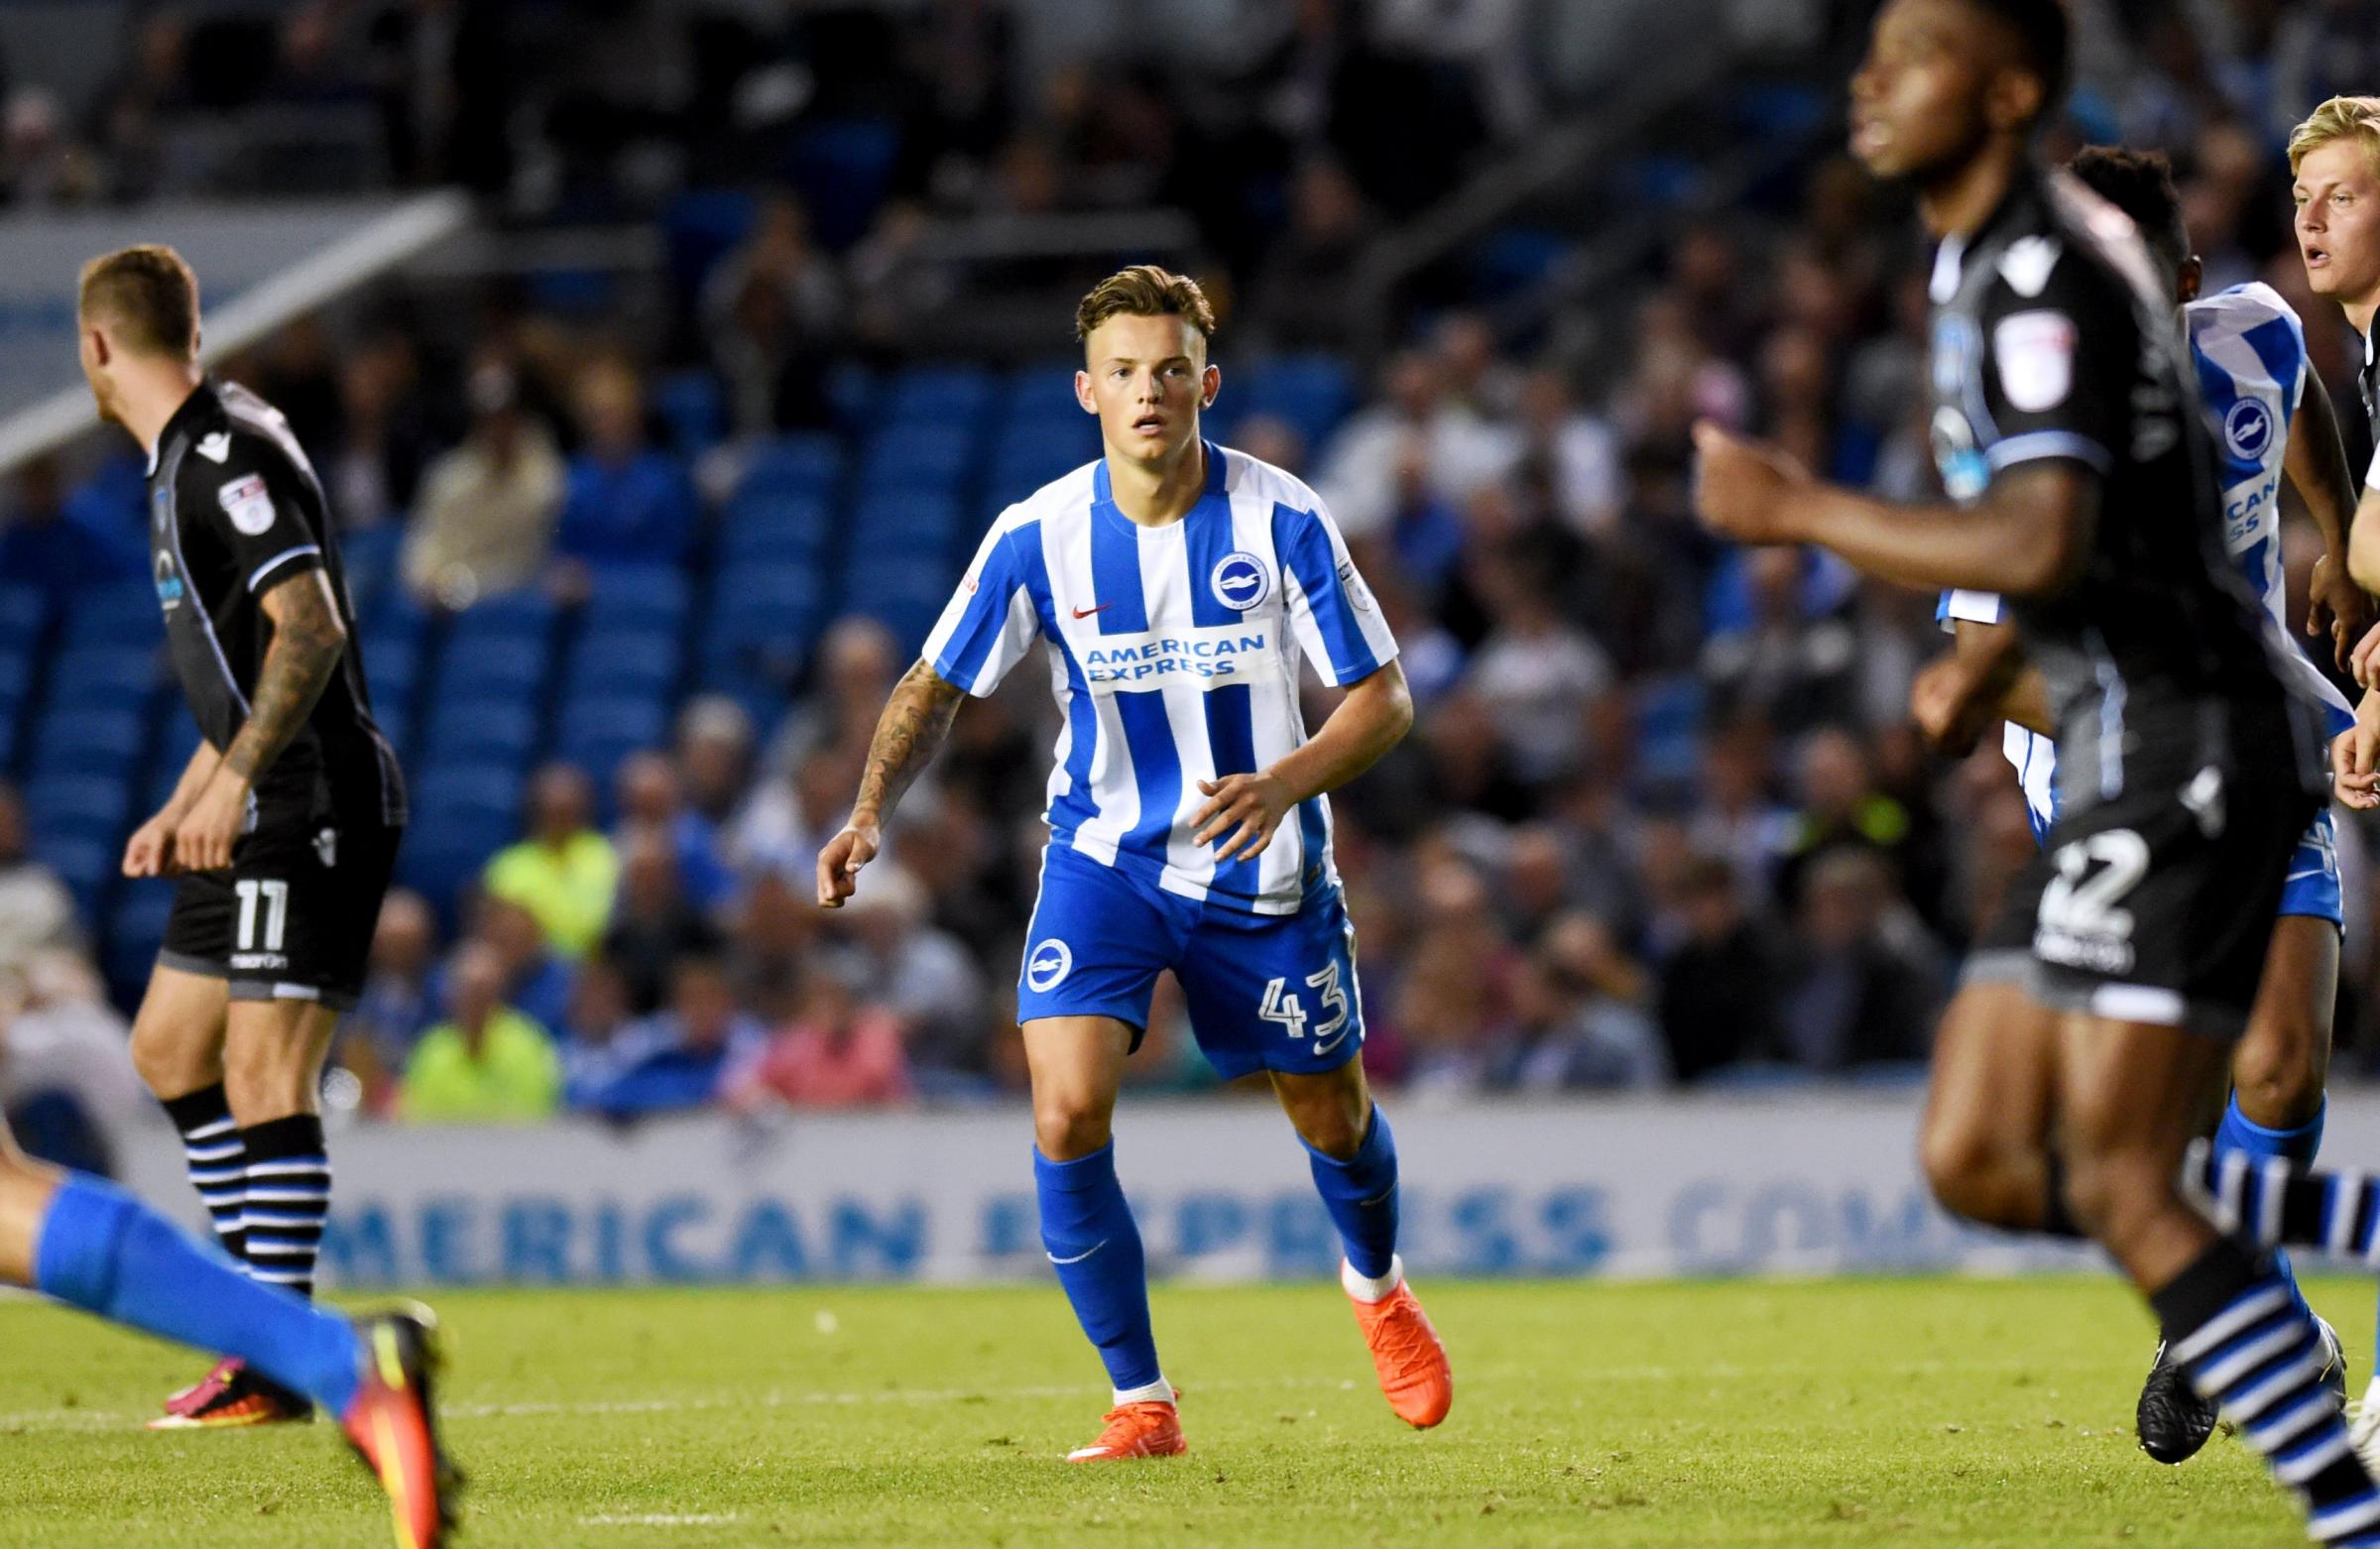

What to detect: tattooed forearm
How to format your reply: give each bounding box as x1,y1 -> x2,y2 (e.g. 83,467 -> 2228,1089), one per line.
852,661 -> 965,824
223,572 -> 347,783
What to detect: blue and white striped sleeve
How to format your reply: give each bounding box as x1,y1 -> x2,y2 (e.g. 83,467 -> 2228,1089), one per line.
1271,500 -> 1399,687
924,518 -> 1041,696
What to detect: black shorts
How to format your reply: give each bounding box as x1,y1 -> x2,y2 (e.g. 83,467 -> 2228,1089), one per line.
159,809 -> 403,1012
1966,759 -> 2319,1040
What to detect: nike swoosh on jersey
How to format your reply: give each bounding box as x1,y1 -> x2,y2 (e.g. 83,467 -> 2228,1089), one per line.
1047,1241 -> 1107,1265
1072,604 -> 1112,619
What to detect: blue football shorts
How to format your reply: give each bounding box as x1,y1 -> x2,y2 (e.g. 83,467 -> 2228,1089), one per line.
2279,805 -> 2343,928
1014,842 -> 1365,1079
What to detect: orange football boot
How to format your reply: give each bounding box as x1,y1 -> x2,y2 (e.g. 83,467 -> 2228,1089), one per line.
1347,1261 -> 1452,1428
1066,1390 -> 1187,1462
340,1307 -> 462,1549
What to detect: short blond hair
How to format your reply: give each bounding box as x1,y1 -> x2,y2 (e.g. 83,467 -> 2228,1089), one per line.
77,244 -> 200,359
1074,265 -> 1215,344
2289,96 -> 2380,180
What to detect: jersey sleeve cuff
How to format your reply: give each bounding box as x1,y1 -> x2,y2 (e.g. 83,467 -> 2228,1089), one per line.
927,653 -> 991,698
1940,589 -> 2006,626
1986,431 -> 2111,474
246,544 -> 323,593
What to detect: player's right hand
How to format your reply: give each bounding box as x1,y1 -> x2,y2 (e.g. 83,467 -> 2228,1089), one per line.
2351,620 -> 2380,688
815,819 -> 881,908
122,812 -> 177,878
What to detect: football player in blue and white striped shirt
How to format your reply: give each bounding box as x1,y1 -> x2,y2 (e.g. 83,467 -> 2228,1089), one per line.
1916,145 -> 2371,1467
816,267 -> 1449,1461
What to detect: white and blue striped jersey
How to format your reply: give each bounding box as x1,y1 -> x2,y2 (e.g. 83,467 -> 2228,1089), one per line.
1943,282 -> 2352,838
923,441 -> 1399,915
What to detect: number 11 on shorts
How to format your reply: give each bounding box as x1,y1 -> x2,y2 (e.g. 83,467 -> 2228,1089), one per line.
235,878 -> 289,952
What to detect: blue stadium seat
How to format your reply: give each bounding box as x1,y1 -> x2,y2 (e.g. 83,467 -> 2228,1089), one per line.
847,493 -> 963,556
139,713 -> 202,808
25,774 -> 131,842
1235,355 -> 1356,450
410,764 -> 525,828
32,707 -> 148,776
1001,360 -> 1083,427
447,588 -> 558,647
356,582 -> 429,647
31,831 -> 113,922
987,424 -> 1098,505
427,639 -> 547,705
566,631 -> 681,701
662,188 -> 759,305
0,583 -> 49,650
843,567 -> 953,654
104,886 -> 177,1006
0,646 -> 32,715
47,646 -> 160,704
361,633 -> 419,719
826,362 -> 877,431
740,433 -> 844,501
1633,674 -> 1706,792
654,368 -> 727,452
717,493 -> 833,568
885,364 -> 994,425
700,566 -> 822,686
555,694 -> 669,783
338,524 -> 404,617
60,582 -> 157,650
784,116 -> 899,248
859,426 -> 974,492
400,764 -> 528,922
418,700 -> 538,769
584,564 -> 692,637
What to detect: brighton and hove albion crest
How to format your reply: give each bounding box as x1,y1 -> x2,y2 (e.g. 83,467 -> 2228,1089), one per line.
2223,397 -> 2274,463
1209,551 -> 1271,613
1025,938 -> 1073,993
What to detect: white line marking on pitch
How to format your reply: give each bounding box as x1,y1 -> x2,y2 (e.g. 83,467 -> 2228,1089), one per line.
582,1514 -> 744,1528
0,1358 -> 2140,1434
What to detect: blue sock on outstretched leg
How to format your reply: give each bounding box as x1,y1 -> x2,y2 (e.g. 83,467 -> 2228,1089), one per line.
2214,1094 -> 2323,1318
1034,1144 -> 1165,1402
1305,1105 -> 1400,1288
32,1173 -> 362,1415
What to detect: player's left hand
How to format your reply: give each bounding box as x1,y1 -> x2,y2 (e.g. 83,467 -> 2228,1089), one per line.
1192,772 -> 1293,863
2334,694 -> 2380,810
172,775 -> 249,873
1691,421 -> 1810,544
2308,552 -> 2375,674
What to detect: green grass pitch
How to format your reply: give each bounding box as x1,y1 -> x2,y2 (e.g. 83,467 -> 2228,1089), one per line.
1,1275 -> 2364,1547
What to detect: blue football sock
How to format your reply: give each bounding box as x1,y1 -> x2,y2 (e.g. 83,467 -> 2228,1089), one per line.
33,1173 -> 361,1415
1034,1143 -> 1162,1396
1305,1105 -> 1399,1281
2215,1095 -> 2324,1317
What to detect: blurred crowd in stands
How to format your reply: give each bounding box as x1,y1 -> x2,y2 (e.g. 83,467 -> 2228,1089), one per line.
7,0 -> 2380,1141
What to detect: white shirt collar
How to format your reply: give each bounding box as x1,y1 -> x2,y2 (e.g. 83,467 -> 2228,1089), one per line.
1929,236 -> 1966,305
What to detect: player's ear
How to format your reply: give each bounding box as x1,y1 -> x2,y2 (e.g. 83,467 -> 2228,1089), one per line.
1984,63 -> 2045,136
1074,369 -> 1097,416
1200,363 -> 1220,411
2178,256 -> 2204,305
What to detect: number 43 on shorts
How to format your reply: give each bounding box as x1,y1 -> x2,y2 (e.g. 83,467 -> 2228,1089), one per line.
1259,961 -> 1353,1052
